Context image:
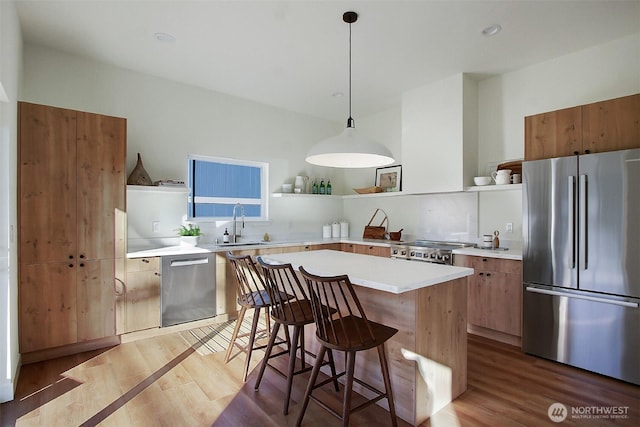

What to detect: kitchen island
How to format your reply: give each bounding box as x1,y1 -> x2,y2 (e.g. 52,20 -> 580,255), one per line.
262,249 -> 474,426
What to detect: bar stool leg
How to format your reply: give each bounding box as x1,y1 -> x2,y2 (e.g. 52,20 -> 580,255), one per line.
378,343 -> 398,427
295,346 -> 327,427
283,325 -> 302,415
242,307 -> 263,382
342,351 -> 356,427
326,349 -> 340,392
225,306 -> 247,363
254,322 -> 282,391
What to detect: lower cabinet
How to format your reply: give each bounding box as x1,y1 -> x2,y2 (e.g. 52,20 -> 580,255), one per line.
121,257 -> 160,333
454,255 -> 523,341
341,243 -> 391,257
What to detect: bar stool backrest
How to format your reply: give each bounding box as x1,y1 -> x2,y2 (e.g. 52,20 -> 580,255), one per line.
226,251 -> 269,307
257,257 -> 310,323
299,266 -> 376,349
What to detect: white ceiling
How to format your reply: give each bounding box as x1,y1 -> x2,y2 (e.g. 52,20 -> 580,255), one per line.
15,0 -> 640,122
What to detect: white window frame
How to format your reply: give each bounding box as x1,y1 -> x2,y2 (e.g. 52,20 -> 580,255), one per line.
187,154 -> 269,221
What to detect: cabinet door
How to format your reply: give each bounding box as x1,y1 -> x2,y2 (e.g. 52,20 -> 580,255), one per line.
582,93 -> 640,153
76,112 -> 127,261
77,259 -> 117,340
19,102 -> 77,264
19,263 -> 77,352
524,106 -> 581,160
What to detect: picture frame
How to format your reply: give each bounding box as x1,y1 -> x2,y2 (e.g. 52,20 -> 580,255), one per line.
375,165 -> 402,192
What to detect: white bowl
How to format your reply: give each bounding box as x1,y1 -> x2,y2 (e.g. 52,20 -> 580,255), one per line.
281,183 -> 293,193
474,176 -> 492,186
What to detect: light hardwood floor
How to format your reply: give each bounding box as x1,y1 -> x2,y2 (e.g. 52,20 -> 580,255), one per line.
1,332 -> 638,426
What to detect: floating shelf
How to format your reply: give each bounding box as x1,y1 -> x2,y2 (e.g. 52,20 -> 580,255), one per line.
127,185 -> 189,193
465,183 -> 522,192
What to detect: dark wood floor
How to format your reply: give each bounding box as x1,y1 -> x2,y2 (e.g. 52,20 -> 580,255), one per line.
1,332 -> 638,426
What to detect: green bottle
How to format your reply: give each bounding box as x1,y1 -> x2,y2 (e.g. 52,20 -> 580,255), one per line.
326,180 -> 332,195
319,179 -> 325,195
312,179 -> 318,194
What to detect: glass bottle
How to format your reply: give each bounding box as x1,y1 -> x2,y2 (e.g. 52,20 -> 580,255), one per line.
312,179 -> 318,194
319,179 -> 325,195
326,180 -> 332,195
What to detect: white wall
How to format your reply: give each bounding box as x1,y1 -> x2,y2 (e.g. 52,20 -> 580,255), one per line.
477,32 -> 640,172
0,0 -> 21,403
22,44 -> 346,243
343,32 -> 640,247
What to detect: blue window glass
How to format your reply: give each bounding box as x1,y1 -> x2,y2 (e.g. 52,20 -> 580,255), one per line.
187,155 -> 268,220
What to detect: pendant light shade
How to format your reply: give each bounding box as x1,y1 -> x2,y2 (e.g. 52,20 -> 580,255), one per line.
306,127 -> 394,168
306,11 -> 394,169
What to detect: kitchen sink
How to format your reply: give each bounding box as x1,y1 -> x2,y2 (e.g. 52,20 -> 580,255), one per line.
216,241 -> 266,247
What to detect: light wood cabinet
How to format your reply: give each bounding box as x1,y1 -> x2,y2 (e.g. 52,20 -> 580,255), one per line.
18,102 -> 126,353
454,255 -> 522,340
525,93 -> 640,160
122,257 -> 160,333
341,243 -> 390,257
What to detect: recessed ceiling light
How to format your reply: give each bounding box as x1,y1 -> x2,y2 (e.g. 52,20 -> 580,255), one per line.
154,32 -> 176,42
482,24 -> 502,37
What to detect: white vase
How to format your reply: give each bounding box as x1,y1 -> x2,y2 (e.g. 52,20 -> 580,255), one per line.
180,236 -> 200,247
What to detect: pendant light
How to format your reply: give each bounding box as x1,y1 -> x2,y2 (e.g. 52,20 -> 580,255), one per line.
306,11 -> 394,168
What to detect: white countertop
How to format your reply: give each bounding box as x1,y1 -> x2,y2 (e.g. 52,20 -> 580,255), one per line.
261,249 -> 474,294
126,238 -> 523,261
453,246 -> 522,260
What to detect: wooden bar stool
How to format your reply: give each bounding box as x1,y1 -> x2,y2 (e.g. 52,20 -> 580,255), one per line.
254,257 -> 339,415
225,252 -> 289,382
297,266 -> 398,427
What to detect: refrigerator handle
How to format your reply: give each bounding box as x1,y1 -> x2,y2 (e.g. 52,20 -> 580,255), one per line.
579,174 -> 587,270
525,286 -> 639,308
568,176 -> 576,269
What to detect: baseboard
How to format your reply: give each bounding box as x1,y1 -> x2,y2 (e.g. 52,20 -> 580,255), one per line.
120,312 -> 236,344
467,324 -> 522,348
0,354 -> 21,403
21,336 -> 121,365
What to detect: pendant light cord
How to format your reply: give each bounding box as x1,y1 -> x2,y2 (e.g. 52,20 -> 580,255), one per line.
347,16 -> 354,128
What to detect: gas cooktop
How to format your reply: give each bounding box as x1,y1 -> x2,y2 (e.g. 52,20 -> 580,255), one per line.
390,240 -> 475,265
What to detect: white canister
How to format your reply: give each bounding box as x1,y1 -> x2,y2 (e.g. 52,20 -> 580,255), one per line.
340,220 -> 349,238
331,221 -> 340,238
322,224 -> 332,239
482,234 -> 493,248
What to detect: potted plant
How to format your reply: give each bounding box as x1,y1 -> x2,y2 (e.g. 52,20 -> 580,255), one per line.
177,224 -> 201,246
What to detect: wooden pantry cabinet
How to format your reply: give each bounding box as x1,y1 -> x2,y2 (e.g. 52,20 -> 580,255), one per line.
454,255 -> 522,344
524,93 -> 640,160
18,102 -> 126,354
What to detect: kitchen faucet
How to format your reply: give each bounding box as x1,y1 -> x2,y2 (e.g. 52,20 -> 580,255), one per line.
232,203 -> 245,243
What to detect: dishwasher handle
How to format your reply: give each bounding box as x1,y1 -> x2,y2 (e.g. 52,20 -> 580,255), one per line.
525,286 -> 639,308
169,257 -> 210,267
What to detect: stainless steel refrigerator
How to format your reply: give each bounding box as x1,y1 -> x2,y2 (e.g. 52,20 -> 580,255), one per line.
522,148 -> 640,385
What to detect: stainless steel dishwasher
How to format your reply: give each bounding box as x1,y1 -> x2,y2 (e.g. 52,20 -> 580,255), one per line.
161,253 -> 216,327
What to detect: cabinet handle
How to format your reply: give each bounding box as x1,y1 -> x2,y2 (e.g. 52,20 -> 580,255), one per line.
584,150 -> 590,154
482,258 -> 488,262
68,263 -> 74,268
79,254 -> 85,259
79,263 -> 85,267
142,258 -> 150,263
574,151 -> 579,155
369,246 -> 374,250
486,273 -> 491,277
154,272 -> 160,276
479,272 -> 484,276
69,255 -> 74,259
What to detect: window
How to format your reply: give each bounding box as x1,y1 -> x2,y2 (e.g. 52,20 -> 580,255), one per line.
187,155 -> 269,221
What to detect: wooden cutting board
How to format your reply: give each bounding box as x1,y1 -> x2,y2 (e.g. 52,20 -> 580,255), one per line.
497,159 -> 523,175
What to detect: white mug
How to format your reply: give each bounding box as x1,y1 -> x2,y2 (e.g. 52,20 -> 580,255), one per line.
492,170 -> 511,185
511,173 -> 521,184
